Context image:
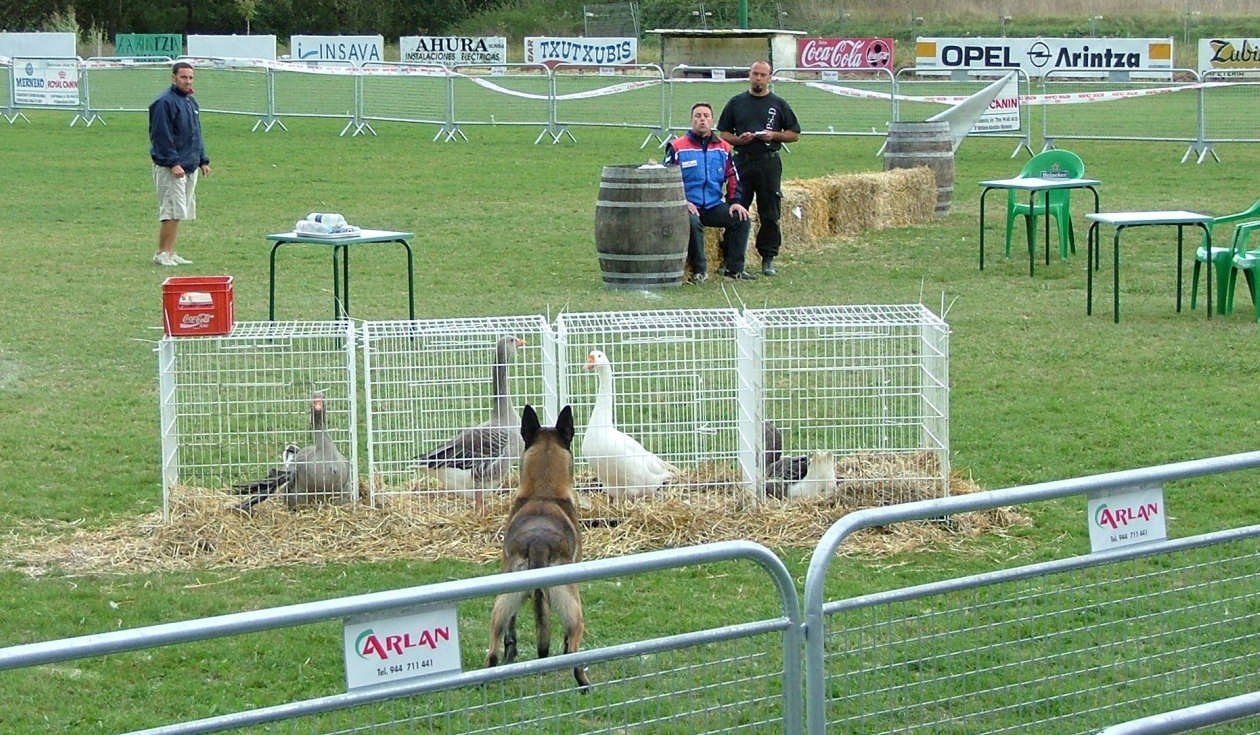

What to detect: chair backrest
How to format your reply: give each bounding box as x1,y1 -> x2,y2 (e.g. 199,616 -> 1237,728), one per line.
1009,149 -> 1086,208
1019,149 -> 1085,180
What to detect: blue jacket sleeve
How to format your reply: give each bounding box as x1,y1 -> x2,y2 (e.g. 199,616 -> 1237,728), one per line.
148,96 -> 179,167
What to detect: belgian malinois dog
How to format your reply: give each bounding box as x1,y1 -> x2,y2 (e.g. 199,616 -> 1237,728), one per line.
485,404 -> 591,692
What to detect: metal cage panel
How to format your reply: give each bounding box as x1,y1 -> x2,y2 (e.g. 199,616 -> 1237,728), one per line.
556,308 -> 749,498
157,320 -> 358,518
745,304 -> 950,503
362,316 -> 554,506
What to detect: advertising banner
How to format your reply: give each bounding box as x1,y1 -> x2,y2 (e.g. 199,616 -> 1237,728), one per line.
796,37 -> 894,70
0,32 -> 76,58
343,605 -> 461,690
400,35 -> 504,64
1198,38 -> 1260,75
1086,483 -> 1167,552
289,35 -> 384,64
114,33 -> 183,58
524,37 -> 637,67
915,37 -> 1173,78
400,36 -> 508,66
12,58 -> 80,107
187,34 -> 277,60
929,71 -> 1020,139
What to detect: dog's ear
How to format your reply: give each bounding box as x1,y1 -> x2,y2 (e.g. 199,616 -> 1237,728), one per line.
556,405 -> 575,447
521,404 -> 540,446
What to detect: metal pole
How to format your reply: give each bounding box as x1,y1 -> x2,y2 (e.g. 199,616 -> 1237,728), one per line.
739,0 -> 749,28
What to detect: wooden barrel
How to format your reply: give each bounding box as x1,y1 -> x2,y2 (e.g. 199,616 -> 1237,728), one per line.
595,164 -> 689,289
883,121 -> 955,217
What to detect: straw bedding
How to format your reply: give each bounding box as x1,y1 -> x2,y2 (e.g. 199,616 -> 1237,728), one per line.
2,454 -> 1028,576
694,167 -> 937,274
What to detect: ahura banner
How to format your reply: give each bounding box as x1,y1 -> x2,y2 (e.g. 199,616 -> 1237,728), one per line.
399,36 -> 507,66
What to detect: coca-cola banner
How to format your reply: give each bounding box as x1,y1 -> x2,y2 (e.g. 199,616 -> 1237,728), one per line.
797,37 -> 894,70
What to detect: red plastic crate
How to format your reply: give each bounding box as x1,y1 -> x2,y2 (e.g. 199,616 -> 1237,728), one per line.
162,276 -> 234,337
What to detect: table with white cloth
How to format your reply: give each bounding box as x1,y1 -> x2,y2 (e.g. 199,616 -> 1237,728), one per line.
978,176 -> 1102,276
266,229 -> 415,321
1085,211 -> 1213,323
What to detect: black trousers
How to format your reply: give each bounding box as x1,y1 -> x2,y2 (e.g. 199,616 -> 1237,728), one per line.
733,153 -> 784,261
690,205 -> 751,275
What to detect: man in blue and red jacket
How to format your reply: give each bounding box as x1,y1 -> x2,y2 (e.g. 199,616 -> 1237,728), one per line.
664,102 -> 754,282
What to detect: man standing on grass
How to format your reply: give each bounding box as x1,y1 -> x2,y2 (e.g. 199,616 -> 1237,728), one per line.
718,59 -> 800,277
664,101 -> 753,283
149,61 -> 210,267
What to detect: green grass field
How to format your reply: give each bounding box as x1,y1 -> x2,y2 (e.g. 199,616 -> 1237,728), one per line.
3,94 -> 1260,730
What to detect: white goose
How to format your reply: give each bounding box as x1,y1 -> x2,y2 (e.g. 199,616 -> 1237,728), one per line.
581,349 -> 680,500
766,450 -> 837,500
416,335 -> 525,511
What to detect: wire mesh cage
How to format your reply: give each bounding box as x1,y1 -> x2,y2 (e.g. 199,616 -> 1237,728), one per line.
157,320 -> 358,519
155,306 -> 949,520
745,304 -> 951,505
557,308 -> 752,499
362,316 -> 553,508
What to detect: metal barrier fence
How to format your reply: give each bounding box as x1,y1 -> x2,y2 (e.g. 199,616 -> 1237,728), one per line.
1097,690 -> 1260,734
6,451 -> 1260,732
1040,68 -> 1211,161
895,66 -> 1035,155
804,449 -> 1260,735
0,540 -> 803,734
1200,69 -> 1260,160
6,57 -> 1251,157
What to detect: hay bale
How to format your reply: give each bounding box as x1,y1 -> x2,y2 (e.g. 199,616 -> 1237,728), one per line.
869,166 -> 937,228
823,172 -> 881,235
778,181 -> 831,244
683,167 -> 935,270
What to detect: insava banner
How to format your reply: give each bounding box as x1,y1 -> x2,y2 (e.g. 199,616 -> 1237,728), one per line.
289,35 -> 384,64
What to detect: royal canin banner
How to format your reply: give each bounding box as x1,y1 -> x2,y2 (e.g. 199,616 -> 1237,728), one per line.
796,37 -> 894,70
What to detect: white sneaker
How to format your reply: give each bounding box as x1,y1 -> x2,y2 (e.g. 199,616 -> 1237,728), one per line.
169,252 -> 193,265
153,251 -> 178,266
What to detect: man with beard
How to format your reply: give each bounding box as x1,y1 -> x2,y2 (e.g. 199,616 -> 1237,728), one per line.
717,59 -> 801,277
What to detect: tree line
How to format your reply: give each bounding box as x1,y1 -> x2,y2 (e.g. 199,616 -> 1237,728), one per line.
0,0 -> 504,39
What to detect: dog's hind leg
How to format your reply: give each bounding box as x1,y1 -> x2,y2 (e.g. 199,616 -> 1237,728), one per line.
549,583 -> 591,692
503,613 -> 518,663
486,591 -> 528,667
533,588 -> 551,659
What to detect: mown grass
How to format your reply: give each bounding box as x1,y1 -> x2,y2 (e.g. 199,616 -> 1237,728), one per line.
1,85 -> 1260,731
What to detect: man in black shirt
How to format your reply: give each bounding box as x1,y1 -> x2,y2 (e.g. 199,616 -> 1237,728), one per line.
717,60 -> 801,277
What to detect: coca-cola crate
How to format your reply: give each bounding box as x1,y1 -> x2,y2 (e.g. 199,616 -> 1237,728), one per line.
162,276 -> 234,337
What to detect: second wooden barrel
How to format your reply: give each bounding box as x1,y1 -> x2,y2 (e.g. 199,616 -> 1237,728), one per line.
594,164 -> 689,289
883,121 -> 955,217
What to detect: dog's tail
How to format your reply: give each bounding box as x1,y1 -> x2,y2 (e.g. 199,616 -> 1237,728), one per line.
527,540 -> 551,570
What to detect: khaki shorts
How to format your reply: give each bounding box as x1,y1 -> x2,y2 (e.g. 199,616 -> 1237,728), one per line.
154,164 -> 198,221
